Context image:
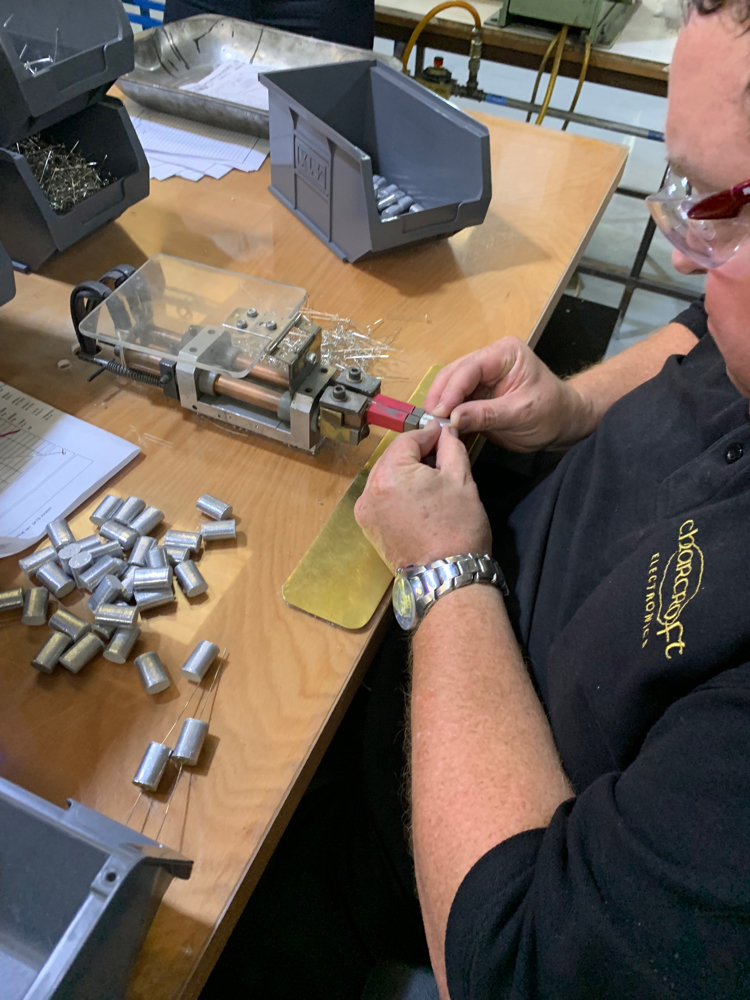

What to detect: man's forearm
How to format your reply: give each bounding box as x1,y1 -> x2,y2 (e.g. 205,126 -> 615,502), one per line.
410,586 -> 572,997
569,322 -> 699,436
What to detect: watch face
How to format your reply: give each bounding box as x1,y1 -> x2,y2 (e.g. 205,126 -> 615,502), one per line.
392,575 -> 417,630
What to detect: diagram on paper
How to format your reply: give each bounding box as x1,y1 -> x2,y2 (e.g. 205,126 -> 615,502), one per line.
0,382 -> 140,557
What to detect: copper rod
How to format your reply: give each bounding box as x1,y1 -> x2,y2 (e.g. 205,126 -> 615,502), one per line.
114,351 -> 284,414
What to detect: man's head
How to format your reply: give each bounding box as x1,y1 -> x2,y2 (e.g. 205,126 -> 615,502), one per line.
666,2 -> 750,393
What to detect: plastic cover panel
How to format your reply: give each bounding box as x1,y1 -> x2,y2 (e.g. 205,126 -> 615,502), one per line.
79,255 -> 307,377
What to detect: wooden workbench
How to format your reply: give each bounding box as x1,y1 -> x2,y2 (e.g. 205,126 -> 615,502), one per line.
375,0 -> 675,97
0,112 -> 625,1000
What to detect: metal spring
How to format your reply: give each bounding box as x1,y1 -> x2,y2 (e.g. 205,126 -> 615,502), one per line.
88,360 -> 167,387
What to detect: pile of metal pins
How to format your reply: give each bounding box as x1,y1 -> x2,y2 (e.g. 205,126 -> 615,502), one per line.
9,492 -> 236,690
302,309 -> 406,378
14,135 -> 111,215
373,174 -> 425,221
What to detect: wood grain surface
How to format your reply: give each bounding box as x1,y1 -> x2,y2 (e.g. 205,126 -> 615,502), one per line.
0,112 -> 625,999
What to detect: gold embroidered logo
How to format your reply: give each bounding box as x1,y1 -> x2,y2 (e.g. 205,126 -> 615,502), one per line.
641,551 -> 660,648
655,519 -> 704,659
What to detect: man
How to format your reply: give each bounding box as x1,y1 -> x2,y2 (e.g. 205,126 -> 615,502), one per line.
353,2 -> 750,997
202,3 -> 750,997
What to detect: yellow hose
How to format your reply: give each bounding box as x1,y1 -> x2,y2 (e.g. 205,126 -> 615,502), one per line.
400,1 -> 482,71
535,24 -> 568,125
525,30 -> 562,123
561,35 -> 591,131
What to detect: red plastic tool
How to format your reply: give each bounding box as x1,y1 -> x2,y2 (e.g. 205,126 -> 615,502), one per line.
365,394 -> 417,433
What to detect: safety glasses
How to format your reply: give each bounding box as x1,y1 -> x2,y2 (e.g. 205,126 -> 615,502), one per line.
646,166 -> 750,270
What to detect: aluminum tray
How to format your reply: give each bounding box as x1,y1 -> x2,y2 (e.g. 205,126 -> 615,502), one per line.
119,15 -> 401,139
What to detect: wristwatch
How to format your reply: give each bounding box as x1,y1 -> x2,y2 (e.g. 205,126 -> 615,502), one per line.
392,553 -> 508,631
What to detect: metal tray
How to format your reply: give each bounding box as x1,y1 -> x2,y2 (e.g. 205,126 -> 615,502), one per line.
119,15 -> 401,139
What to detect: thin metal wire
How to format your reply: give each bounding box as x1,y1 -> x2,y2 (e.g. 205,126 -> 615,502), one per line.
15,134 -> 111,213
155,764 -> 183,842
139,796 -> 154,835
124,790 -> 144,827
197,648 -> 227,722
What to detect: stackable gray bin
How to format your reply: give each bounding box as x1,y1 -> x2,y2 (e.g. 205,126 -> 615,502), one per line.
0,776 -> 192,1000
0,0 -> 133,147
260,61 -> 491,262
0,97 -> 149,271
0,239 -> 14,306
0,0 -> 148,271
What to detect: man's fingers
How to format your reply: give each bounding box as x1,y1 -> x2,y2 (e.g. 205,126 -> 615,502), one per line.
423,361 -> 460,414
450,398 -> 507,434
429,340 -> 522,417
380,419 -> 442,468
435,425 -> 472,479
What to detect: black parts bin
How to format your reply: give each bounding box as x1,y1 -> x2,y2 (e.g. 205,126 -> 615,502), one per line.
259,60 -> 491,263
0,776 -> 192,1000
0,239 -> 14,305
0,0 -> 133,147
0,96 -> 149,271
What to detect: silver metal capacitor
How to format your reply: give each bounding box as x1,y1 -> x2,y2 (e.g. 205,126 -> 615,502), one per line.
0,587 -> 24,613
164,545 -> 190,565
409,202 -> 425,213
22,587 -> 49,626
134,651 -> 171,694
18,545 -> 58,578
80,555 -> 126,591
377,192 -> 400,212
46,518 -> 75,550
69,550 -> 94,588
172,718 -> 209,766
196,494 -> 233,520
133,566 -> 173,591
129,536 -> 157,566
87,573 -> 124,613
146,546 -> 170,570
120,565 -> 138,601
94,540 -> 125,561
36,561 -> 75,598
130,506 -> 164,536
90,494 -> 123,526
133,742 -> 172,791
201,520 -> 236,543
77,534 -> 104,553
163,529 -> 202,553
93,621 -> 117,640
135,588 -> 176,611
175,560 -> 207,598
116,496 -> 146,525
32,631 -> 72,673
95,603 -> 139,629
100,519 -> 139,551
49,608 -> 91,643
104,625 -> 141,664
55,542 -> 82,573
59,633 -> 105,674
181,640 -> 220,682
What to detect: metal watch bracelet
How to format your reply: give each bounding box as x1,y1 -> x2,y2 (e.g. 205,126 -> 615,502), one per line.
392,553 -> 508,630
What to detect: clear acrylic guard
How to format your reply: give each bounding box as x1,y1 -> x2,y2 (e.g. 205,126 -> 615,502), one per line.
78,255 -> 307,378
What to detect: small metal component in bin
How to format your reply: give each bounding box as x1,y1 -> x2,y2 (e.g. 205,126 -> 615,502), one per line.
0,0 -> 149,271
259,60 -> 491,262
0,775 -> 192,1000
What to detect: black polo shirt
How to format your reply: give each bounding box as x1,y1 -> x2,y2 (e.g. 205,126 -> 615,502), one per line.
446,305 -> 750,999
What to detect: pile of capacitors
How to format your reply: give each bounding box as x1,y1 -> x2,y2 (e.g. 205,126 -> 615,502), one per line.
373,174 -> 425,220
1,491 -> 236,689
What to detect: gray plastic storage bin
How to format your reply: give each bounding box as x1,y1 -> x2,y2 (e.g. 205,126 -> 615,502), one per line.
0,97 -> 149,271
260,61 -> 491,262
0,776 -> 192,1000
0,0 -> 133,147
0,239 -> 14,305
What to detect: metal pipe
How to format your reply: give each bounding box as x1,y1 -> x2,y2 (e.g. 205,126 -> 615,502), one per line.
482,92 -> 665,142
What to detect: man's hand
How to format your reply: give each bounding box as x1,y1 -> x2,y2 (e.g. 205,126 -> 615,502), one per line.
423,336 -> 596,452
354,421 -> 491,571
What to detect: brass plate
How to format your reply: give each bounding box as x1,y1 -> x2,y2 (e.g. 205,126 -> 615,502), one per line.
283,366 -> 441,630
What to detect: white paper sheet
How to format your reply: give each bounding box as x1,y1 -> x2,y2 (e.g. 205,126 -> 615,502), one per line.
124,99 -> 269,182
180,60 -> 279,112
0,383 -> 140,557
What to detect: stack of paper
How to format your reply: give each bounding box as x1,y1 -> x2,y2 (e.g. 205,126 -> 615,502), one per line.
0,382 -> 140,557
124,98 -> 270,182
180,60 -> 278,112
